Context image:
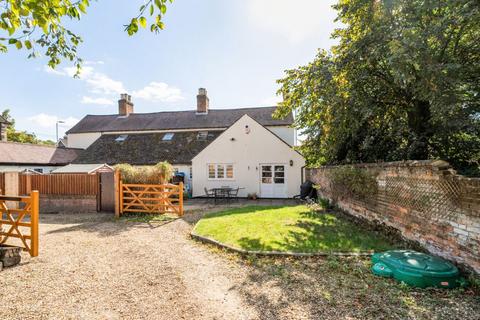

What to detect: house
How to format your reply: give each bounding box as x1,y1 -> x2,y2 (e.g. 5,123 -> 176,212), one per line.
68,89 -> 305,198
0,141 -> 82,173
50,163 -> 114,175
0,114 -> 81,173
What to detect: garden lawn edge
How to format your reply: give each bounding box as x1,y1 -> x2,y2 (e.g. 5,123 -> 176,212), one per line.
190,231 -> 374,257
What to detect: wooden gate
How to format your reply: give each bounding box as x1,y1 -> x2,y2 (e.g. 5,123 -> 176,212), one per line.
99,172 -> 115,212
117,182 -> 184,217
0,191 -> 39,257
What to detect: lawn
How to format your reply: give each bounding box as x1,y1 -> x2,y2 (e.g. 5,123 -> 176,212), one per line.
193,205 -> 398,253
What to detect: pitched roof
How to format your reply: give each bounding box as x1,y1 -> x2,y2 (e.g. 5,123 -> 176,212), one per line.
66,107 -> 292,134
73,131 -> 221,165
0,142 -> 82,165
51,163 -> 114,174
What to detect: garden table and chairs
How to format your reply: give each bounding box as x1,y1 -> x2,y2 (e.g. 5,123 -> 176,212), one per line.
205,186 -> 244,204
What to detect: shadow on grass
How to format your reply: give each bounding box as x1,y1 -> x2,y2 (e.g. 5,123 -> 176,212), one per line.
233,209 -> 397,253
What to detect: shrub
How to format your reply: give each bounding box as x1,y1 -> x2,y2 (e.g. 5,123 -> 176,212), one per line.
115,162 -> 175,184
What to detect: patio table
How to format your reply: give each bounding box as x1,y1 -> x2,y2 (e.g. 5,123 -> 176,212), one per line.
210,187 -> 244,204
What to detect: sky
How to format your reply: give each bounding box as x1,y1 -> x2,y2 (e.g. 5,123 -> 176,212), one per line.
0,0 -> 339,141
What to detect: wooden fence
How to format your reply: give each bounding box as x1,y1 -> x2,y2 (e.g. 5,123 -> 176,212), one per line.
117,181 -> 184,217
0,191 -> 39,257
0,173 -> 4,195
19,174 -> 99,195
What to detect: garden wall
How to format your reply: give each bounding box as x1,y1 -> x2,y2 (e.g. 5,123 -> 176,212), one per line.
306,160 -> 480,274
40,195 -> 97,213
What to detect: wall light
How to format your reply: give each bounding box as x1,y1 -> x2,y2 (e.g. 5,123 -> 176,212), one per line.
290,160 -> 294,167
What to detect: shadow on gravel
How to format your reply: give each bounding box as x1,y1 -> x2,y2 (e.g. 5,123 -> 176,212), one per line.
42,212 -> 180,238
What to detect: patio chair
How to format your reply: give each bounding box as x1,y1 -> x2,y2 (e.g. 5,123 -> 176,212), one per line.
228,187 -> 240,202
204,187 -> 215,199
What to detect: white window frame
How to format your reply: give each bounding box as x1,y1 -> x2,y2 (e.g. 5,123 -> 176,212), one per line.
207,163 -> 235,180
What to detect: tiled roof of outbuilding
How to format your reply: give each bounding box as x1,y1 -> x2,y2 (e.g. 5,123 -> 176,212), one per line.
0,142 -> 81,165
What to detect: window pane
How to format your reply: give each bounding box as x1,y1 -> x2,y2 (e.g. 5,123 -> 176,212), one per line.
274,178 -> 285,184
262,177 -> 272,184
226,165 -> 234,178
274,166 -> 284,172
217,165 -> 225,179
208,164 -> 215,179
262,166 -> 272,172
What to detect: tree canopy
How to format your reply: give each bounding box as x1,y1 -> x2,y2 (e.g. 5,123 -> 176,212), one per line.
276,0 -> 480,175
0,0 -> 173,72
1,109 -> 55,145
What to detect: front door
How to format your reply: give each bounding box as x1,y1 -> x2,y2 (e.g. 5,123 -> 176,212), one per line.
260,164 -> 287,198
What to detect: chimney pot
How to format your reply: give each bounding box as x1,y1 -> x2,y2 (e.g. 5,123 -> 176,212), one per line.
197,88 -> 209,114
119,93 -> 134,116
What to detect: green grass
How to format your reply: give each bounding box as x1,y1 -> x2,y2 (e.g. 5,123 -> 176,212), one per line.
119,212 -> 178,223
193,205 -> 398,253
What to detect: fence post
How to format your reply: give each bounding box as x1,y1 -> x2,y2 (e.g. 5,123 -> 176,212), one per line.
179,182 -> 184,216
114,170 -> 120,218
25,174 -> 32,195
30,190 -> 39,257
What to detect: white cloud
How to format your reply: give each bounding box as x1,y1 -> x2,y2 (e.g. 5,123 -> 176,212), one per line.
81,96 -> 114,106
61,65 -> 125,95
27,113 -> 79,129
133,82 -> 184,103
43,65 -> 65,76
85,60 -> 105,65
43,63 -> 183,105
247,0 -> 338,43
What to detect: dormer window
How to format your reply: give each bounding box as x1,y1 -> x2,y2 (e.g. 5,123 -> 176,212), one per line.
197,131 -> 208,141
163,133 -> 174,141
115,135 -> 128,142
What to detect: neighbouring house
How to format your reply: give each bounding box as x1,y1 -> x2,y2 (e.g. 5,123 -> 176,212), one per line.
0,141 -> 82,173
50,163 -> 114,174
0,114 -> 82,173
68,89 -> 305,198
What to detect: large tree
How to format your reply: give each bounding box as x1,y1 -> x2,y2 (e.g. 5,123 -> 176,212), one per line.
1,109 -> 54,145
276,0 -> 480,174
0,0 -> 173,72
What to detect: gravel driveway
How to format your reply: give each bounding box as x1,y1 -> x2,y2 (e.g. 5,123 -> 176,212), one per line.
1,207 -> 479,320
0,211 -> 259,320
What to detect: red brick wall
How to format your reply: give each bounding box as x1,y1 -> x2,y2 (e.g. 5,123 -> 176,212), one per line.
307,160 -> 480,274
40,195 -> 97,213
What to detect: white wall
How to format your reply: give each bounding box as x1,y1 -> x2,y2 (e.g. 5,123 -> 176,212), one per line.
192,115 -> 305,198
267,126 -> 296,146
67,132 -> 101,149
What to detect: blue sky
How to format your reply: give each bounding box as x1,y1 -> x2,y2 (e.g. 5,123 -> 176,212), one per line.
1,0 -> 338,141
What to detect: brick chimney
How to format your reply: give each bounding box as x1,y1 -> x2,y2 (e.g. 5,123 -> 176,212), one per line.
196,88 -> 209,114
118,93 -> 134,116
0,117 -> 8,142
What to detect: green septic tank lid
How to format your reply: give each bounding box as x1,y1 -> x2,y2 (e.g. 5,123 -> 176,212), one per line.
372,250 -> 461,288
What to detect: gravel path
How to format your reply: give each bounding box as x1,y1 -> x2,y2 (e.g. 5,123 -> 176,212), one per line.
0,212 -> 257,320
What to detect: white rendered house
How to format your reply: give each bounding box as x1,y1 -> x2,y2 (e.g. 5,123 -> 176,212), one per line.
67,89 -> 305,198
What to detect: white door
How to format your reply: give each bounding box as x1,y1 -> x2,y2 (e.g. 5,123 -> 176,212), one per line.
260,164 -> 287,198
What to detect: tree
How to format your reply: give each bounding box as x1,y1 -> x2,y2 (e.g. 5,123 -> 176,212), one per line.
1,109 -> 55,145
0,0 -> 174,72
276,0 -> 480,174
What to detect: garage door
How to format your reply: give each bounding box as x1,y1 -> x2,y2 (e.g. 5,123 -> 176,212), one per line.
260,164 -> 287,198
